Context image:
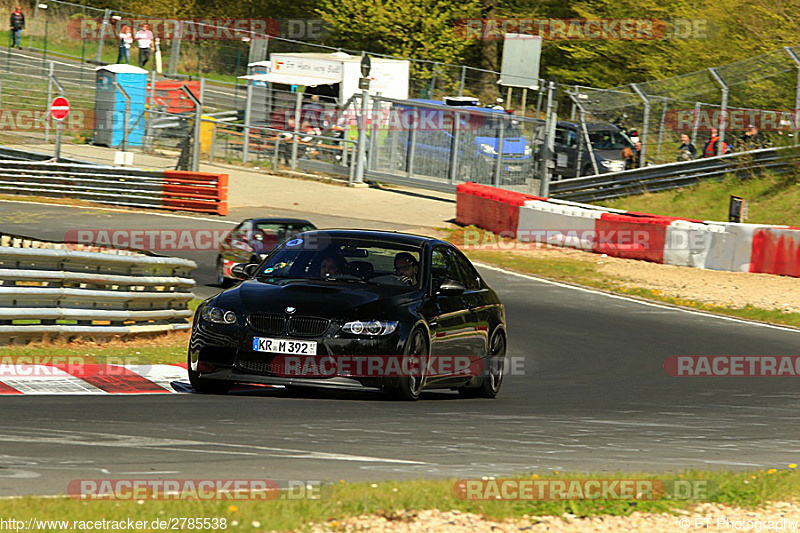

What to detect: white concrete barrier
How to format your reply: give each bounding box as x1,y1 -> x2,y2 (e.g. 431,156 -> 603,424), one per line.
518,200 -> 601,250
664,220 -> 727,268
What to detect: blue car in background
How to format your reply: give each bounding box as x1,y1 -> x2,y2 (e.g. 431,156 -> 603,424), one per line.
393,97 -> 533,184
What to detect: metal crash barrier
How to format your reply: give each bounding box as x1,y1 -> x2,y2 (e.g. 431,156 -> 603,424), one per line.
0,232 -> 197,343
0,161 -> 228,216
548,147 -> 799,203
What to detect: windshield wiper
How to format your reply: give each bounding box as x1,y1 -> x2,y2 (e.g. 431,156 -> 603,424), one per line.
322,275 -> 369,283
254,275 -> 314,283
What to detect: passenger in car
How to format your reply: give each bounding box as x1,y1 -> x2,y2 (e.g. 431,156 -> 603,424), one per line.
394,252 -> 419,285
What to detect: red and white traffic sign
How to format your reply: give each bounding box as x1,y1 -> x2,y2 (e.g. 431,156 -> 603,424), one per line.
50,97 -> 70,121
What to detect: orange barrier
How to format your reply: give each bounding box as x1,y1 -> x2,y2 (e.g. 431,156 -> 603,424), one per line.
161,171 -> 228,216
148,81 -> 199,114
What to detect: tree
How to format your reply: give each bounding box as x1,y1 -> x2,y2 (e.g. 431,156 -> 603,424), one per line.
316,0 -> 481,97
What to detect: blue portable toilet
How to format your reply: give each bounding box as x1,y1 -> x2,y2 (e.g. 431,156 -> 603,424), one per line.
93,64 -> 148,147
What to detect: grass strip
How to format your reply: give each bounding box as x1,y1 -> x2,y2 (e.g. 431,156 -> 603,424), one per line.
0,468 -> 798,531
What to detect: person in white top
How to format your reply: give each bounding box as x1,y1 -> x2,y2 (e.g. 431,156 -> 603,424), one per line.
116,24 -> 133,64
134,23 -> 154,68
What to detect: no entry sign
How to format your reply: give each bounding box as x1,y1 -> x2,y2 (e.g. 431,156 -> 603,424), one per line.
50,97 -> 70,121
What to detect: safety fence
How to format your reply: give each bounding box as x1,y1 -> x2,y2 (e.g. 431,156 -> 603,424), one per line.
203,118 -> 357,179
548,146 -> 800,203
455,182 -> 800,278
0,231 -> 196,343
0,160 -> 228,215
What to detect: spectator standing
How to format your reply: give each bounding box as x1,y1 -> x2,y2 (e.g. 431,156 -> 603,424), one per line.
677,133 -> 697,161
622,145 -> 636,170
135,23 -> 154,68
702,127 -> 731,157
278,118 -> 297,165
9,5 -> 24,50
737,124 -> 767,150
117,24 -> 133,64
633,141 -> 643,167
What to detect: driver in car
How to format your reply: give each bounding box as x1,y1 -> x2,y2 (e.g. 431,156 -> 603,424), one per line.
319,254 -> 348,277
394,252 -> 419,285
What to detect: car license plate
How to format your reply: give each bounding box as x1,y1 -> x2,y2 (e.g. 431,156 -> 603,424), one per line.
252,337 -> 317,355
506,165 -> 522,172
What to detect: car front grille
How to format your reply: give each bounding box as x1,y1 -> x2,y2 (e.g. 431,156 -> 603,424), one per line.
237,354 -> 274,375
248,314 -> 286,335
288,316 -> 330,337
235,352 -> 328,377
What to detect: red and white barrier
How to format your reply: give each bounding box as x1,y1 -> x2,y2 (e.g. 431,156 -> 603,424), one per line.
0,364 -> 188,394
0,363 -> 281,395
455,182 -> 800,279
456,182 -> 541,237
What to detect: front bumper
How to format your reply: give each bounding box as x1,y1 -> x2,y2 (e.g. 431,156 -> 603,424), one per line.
189,317 -> 410,389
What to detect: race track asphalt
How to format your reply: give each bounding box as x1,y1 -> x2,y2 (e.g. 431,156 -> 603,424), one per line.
1,200 -> 798,496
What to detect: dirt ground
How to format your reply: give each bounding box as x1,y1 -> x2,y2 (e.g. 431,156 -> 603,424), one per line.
307,503 -> 800,532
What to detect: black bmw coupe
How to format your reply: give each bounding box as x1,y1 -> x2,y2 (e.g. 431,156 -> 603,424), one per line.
189,230 -> 507,400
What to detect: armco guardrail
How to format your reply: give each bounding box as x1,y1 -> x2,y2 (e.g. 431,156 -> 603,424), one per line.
0,145 -> 93,165
0,161 -> 228,215
549,147 -> 800,203
0,232 -> 197,343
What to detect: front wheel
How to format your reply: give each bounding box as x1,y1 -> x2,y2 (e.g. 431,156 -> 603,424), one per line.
388,328 -> 428,401
459,330 -> 505,399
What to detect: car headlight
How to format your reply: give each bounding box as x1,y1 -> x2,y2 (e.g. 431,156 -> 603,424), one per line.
524,144 -> 532,156
479,143 -> 498,155
342,320 -> 398,336
202,306 -> 237,325
601,160 -> 625,172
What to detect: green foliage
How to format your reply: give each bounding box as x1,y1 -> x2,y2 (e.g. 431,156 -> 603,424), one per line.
601,170 -> 800,227
316,0 -> 481,65
51,0 -> 800,93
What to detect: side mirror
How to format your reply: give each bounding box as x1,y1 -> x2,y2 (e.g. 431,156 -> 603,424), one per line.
230,263 -> 258,280
438,279 -> 466,295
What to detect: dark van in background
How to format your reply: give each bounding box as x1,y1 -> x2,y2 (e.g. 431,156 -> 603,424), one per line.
547,121 -> 636,179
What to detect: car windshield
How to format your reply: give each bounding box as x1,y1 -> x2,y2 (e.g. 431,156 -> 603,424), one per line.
588,130 -> 634,150
255,236 -> 423,291
476,117 -> 524,137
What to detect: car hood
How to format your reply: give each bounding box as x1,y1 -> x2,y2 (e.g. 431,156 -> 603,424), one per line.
592,148 -> 626,162
476,135 -> 528,154
214,279 -> 418,319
